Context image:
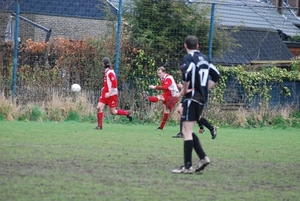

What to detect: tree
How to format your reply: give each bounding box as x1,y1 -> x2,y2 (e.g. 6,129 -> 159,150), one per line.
123,0 -> 213,63
119,0 -> 235,91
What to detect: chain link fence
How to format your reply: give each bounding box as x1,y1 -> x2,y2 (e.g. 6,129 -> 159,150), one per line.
0,0 -> 299,112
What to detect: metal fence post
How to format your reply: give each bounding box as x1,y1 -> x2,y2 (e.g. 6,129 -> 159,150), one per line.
115,0 -> 123,79
208,3 -> 215,61
12,0 -> 20,101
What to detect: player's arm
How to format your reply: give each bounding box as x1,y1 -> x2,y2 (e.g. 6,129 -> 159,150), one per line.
208,63 -> 220,90
154,77 -> 173,90
182,81 -> 191,95
149,77 -> 172,90
180,59 -> 194,95
177,83 -> 183,90
149,85 -> 168,90
154,85 -> 168,90
175,83 -> 185,98
180,75 -> 193,96
107,72 -> 117,96
208,80 -> 216,90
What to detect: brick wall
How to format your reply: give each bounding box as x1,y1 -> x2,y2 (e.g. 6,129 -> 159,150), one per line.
270,0 -> 298,7
0,12 -> 113,42
33,14 -> 111,41
286,0 -> 297,7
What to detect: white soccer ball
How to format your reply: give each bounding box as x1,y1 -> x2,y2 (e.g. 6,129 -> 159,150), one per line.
71,84 -> 81,92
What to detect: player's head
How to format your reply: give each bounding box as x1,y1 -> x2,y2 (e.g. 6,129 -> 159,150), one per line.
157,66 -> 166,79
184,35 -> 199,50
102,57 -> 111,68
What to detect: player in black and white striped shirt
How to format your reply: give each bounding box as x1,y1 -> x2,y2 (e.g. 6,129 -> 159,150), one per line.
172,35 -> 220,174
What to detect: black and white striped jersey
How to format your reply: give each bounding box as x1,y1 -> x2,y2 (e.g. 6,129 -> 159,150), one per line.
181,50 -> 220,105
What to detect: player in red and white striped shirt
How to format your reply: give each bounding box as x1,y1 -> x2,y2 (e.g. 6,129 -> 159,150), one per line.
95,57 -> 132,130
144,67 -> 179,130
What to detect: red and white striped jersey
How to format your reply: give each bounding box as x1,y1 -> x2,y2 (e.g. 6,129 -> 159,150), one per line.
157,74 -> 179,97
103,68 -> 118,96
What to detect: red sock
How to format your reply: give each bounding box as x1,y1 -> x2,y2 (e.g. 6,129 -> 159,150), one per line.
148,96 -> 159,102
159,113 -> 169,129
97,112 -> 103,128
116,109 -> 129,116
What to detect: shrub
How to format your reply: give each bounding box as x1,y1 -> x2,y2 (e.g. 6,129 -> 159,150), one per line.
66,110 -> 81,122
18,104 -> 45,121
0,93 -> 19,121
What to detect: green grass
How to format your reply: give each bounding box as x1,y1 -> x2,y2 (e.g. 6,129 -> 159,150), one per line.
0,121 -> 300,201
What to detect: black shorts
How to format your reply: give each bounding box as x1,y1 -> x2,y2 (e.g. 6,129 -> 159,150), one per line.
181,100 -> 204,122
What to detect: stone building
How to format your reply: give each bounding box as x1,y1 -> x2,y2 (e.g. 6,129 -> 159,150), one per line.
0,0 -> 118,42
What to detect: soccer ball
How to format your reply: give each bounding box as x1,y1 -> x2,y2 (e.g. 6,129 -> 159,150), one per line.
71,84 -> 81,92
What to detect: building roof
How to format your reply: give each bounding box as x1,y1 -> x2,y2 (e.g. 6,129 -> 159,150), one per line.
187,0 -> 298,64
7,0 -> 118,20
282,2 -> 300,26
212,27 -> 294,65
192,0 -> 300,36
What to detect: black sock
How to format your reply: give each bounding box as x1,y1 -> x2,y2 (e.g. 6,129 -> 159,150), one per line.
198,117 -> 213,131
197,118 -> 203,129
184,140 -> 193,168
179,119 -> 183,133
192,133 -> 206,159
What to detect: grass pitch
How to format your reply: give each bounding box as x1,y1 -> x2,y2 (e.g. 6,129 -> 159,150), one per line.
0,121 -> 300,201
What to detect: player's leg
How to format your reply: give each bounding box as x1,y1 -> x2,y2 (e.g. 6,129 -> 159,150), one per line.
172,102 -> 183,138
143,92 -> 167,103
192,132 -> 210,173
196,117 -> 205,133
192,132 -> 206,158
157,104 -> 170,130
172,100 -> 195,174
95,101 -> 106,130
197,117 -> 217,139
182,120 -> 194,169
192,105 -> 210,173
144,93 -> 160,102
158,94 -> 179,130
108,95 -> 132,121
142,93 -> 166,129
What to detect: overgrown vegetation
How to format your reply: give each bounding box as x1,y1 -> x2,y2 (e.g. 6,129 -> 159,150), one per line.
1,37 -> 300,128
288,34 -> 300,42
1,36 -> 300,128
1,90 -> 300,128
1,1 -> 300,128
121,0 -> 234,89
209,65 -> 300,105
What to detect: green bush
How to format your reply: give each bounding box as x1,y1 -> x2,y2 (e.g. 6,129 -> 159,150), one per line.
66,110 -> 81,122
31,106 -> 44,121
0,113 -> 5,121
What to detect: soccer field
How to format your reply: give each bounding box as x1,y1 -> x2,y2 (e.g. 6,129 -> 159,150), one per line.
0,121 -> 299,201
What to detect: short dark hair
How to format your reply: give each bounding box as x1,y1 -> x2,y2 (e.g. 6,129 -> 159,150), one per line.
102,57 -> 111,67
157,66 -> 166,72
185,35 -> 198,50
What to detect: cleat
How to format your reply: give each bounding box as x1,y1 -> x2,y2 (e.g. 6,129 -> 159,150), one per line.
199,127 -> 205,133
94,126 -> 102,130
172,132 -> 183,138
195,156 -> 210,173
210,127 -> 217,139
142,91 -> 149,101
126,112 -> 132,121
127,115 -> 132,121
172,166 -> 194,174
156,127 -> 163,130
